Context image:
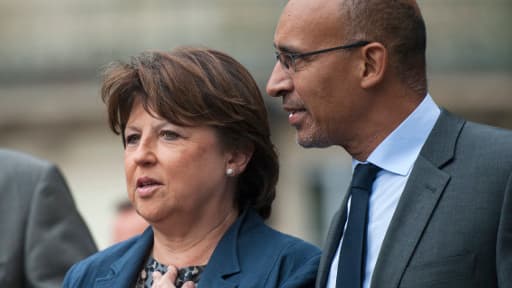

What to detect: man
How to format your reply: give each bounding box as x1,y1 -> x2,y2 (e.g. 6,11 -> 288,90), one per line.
0,149 -> 97,287
266,0 -> 511,287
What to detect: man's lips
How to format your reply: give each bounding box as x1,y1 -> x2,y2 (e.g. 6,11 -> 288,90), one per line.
283,106 -> 307,126
286,108 -> 306,116
136,176 -> 163,197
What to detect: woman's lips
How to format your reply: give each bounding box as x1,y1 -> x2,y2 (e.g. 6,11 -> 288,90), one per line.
136,177 -> 163,198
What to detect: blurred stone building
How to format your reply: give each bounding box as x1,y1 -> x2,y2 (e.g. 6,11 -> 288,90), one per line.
0,0 -> 511,249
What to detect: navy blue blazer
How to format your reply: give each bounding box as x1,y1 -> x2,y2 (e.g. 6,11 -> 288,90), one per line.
63,210 -> 320,287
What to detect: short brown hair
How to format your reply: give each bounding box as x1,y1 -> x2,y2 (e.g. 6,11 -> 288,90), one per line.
341,0 -> 427,96
101,47 -> 278,219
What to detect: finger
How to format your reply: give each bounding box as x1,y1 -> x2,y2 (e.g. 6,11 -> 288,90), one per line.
152,271 -> 162,282
164,265 -> 179,283
182,281 -> 196,288
151,271 -> 163,288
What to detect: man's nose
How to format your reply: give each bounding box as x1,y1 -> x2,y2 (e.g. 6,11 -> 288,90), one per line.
266,61 -> 293,98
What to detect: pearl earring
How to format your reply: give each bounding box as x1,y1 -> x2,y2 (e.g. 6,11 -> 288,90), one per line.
226,168 -> 234,176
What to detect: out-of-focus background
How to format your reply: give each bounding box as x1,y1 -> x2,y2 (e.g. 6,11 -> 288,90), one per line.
1,0 -> 511,249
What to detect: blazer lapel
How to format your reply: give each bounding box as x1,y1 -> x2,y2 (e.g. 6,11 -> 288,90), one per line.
198,211 -> 248,288
316,190 -> 350,288
95,228 -> 154,288
370,111 -> 465,288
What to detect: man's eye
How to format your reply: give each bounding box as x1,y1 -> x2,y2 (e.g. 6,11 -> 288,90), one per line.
284,55 -> 294,66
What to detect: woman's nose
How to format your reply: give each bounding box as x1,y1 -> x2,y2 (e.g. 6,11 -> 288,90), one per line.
133,139 -> 157,167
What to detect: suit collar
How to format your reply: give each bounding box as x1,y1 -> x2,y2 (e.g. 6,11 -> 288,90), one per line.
370,110 -> 465,288
95,228 -> 154,287
417,109 -> 464,168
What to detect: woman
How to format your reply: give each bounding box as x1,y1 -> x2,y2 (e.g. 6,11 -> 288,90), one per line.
63,47 -> 320,288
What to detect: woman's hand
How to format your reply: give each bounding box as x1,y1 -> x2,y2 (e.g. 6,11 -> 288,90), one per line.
151,265 -> 196,288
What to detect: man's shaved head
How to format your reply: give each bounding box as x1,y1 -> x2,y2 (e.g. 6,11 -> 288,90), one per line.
340,0 -> 427,96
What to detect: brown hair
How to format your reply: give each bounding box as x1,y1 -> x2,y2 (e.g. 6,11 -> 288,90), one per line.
341,0 -> 427,96
101,47 -> 278,219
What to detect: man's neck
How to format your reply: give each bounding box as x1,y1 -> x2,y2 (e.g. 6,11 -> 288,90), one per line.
345,87 -> 425,161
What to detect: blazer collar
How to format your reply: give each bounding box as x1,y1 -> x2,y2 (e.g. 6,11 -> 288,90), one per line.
370,110 -> 465,288
93,210 -> 259,288
95,228 -> 154,288
199,210 -> 260,287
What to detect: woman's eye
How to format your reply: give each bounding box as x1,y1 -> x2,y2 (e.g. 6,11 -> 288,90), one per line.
160,130 -> 180,140
125,134 -> 140,145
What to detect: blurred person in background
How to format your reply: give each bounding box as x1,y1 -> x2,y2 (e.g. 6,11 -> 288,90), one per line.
112,199 -> 149,243
0,149 -> 97,287
267,0 -> 512,287
63,47 -> 320,288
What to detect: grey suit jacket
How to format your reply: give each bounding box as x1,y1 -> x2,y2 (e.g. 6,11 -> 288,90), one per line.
0,149 -> 97,288
317,111 -> 512,288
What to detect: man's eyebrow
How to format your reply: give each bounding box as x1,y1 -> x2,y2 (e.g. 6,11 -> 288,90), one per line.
273,43 -> 298,53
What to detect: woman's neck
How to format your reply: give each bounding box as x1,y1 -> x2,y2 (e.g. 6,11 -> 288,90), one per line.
151,207 -> 238,268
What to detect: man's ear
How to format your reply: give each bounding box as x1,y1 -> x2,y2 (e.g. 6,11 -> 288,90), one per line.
359,42 -> 387,89
226,144 -> 254,176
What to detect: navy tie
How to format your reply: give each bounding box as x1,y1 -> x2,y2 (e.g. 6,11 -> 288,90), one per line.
336,163 -> 381,288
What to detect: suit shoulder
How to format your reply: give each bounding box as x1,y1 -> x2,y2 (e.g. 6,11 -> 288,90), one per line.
0,149 -> 67,206
0,149 -> 54,174
463,120 -> 512,140
460,121 -> 512,157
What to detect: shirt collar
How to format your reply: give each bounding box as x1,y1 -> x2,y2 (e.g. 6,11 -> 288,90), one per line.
353,93 -> 440,176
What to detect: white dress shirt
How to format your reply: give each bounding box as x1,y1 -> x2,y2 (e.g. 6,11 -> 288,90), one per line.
326,94 -> 440,288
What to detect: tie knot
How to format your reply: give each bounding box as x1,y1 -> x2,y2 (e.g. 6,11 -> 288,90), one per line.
351,163 -> 381,191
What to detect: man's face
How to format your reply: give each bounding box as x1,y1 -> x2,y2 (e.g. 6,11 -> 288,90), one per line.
266,0 -> 368,148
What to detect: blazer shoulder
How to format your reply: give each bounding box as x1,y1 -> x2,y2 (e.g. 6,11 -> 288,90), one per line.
240,211 -> 320,258
63,234 -> 144,287
237,212 -> 321,286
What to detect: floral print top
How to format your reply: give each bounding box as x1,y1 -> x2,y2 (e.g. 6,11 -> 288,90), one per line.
135,256 -> 205,288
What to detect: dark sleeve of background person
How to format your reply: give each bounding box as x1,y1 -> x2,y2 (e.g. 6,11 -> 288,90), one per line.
0,149 -> 97,288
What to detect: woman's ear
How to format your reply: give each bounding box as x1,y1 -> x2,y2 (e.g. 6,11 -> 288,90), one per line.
359,42 -> 387,89
226,144 -> 254,176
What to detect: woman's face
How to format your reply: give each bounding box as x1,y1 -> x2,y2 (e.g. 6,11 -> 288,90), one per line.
123,100 -> 236,224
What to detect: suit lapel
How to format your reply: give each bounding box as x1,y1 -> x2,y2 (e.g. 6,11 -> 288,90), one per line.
369,156 -> 449,288
370,111 -> 465,288
316,189 -> 350,288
